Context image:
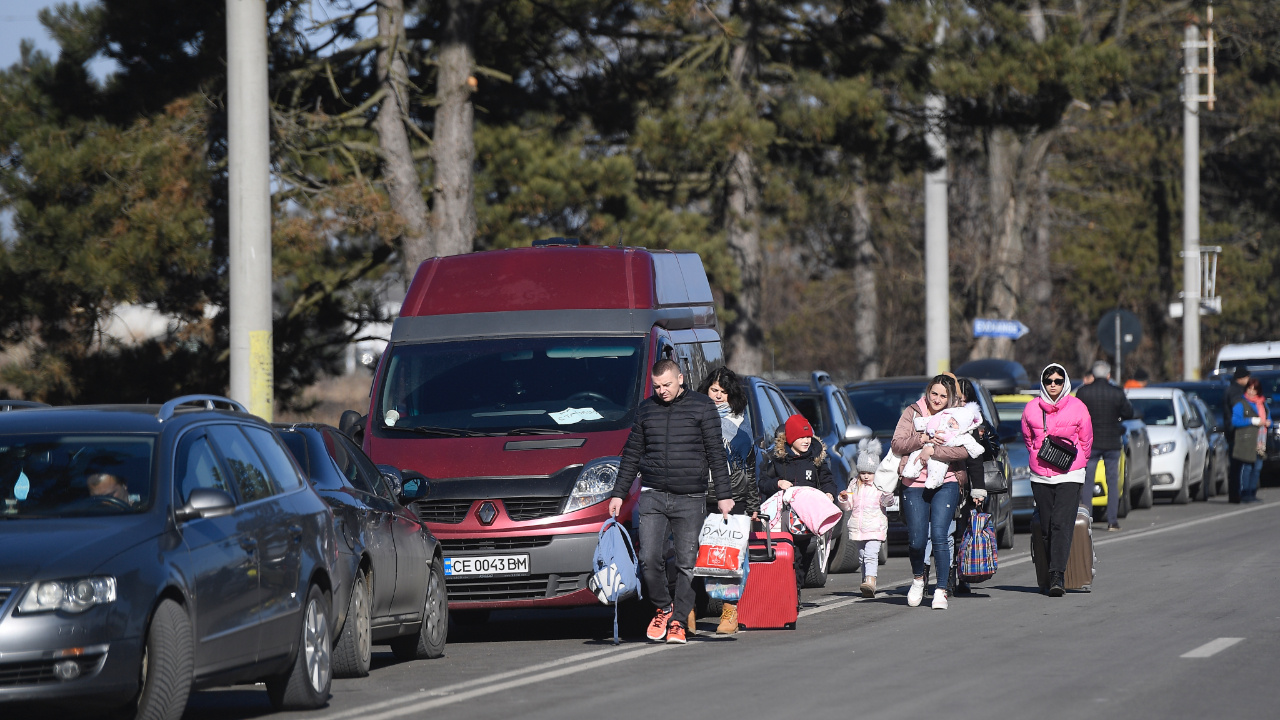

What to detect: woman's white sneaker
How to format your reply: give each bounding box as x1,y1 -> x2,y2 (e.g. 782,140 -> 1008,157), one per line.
908,577 -> 926,607
932,588 -> 949,609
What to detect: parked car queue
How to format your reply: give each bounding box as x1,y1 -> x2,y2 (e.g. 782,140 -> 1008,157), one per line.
0,396 -> 449,720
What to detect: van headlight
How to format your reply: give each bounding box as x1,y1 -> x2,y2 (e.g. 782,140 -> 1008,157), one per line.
18,577 -> 117,614
564,458 -> 620,513
1152,442 -> 1176,455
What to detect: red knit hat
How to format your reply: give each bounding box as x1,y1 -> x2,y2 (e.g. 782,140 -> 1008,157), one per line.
784,414 -> 815,445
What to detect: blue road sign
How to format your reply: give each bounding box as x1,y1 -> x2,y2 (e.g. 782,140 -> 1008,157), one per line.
973,318 -> 1030,340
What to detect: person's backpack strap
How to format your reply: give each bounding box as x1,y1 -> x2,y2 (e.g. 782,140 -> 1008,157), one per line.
598,518 -> 641,645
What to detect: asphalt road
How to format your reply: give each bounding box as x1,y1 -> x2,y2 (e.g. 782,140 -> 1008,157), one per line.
186,492 -> 1280,720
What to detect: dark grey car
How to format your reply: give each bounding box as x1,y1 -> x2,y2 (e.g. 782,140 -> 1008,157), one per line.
274,423 -> 447,677
0,396 -> 338,719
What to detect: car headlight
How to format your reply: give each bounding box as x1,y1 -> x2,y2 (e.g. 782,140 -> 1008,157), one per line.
564,458 -> 620,513
1012,465 -> 1031,481
1152,442 -> 1176,455
18,577 -> 117,614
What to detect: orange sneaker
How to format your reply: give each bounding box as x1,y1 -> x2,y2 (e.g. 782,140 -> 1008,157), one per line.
665,621 -> 687,644
645,607 -> 673,642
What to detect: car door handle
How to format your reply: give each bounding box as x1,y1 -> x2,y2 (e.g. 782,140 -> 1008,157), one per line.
239,537 -> 258,554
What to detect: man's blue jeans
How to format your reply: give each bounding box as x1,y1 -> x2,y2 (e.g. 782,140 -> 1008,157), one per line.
903,483 -> 960,591
1085,449 -> 1122,526
636,490 -> 705,625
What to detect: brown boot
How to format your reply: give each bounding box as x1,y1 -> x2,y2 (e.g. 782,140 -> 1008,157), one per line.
687,609 -> 697,636
859,575 -> 876,598
716,602 -> 739,634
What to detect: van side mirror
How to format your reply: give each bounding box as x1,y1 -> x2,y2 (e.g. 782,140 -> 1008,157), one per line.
175,488 -> 236,521
339,410 -> 366,443
839,423 -> 872,446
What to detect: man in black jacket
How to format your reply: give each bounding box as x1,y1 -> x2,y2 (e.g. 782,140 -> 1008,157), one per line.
1075,361 -> 1135,530
609,359 -> 733,644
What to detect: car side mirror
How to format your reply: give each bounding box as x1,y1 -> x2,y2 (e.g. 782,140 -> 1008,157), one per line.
839,423 -> 872,446
175,488 -> 235,521
398,470 -> 431,504
376,464 -> 404,497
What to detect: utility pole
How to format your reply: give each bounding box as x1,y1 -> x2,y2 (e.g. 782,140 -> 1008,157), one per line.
226,0 -> 274,419
1181,6 -> 1215,381
924,14 -> 949,376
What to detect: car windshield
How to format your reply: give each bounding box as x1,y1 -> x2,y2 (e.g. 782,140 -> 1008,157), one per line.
995,403 -> 1029,439
1185,393 -> 1225,430
0,434 -> 155,518
846,386 -> 925,436
374,336 -> 646,434
786,395 -> 830,436
1130,398 -> 1177,426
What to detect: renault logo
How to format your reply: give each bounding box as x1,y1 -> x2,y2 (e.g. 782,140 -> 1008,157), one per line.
476,501 -> 498,525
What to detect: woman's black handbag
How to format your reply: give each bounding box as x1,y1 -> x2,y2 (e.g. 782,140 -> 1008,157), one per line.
1037,408 -> 1078,474
982,460 -> 1010,494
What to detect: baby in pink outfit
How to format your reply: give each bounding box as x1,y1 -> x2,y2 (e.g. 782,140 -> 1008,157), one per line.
903,403 -> 985,488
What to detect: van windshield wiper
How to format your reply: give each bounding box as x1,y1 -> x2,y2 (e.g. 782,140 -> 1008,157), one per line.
504,427 -> 571,436
384,425 -> 490,438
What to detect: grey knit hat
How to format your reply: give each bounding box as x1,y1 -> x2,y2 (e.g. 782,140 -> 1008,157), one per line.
855,439 -> 880,474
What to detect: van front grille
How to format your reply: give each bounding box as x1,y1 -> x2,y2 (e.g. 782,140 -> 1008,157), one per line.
439,537 -> 554,553
446,573 -> 587,602
501,498 -> 563,521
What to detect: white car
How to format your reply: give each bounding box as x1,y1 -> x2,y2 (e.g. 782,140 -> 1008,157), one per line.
1125,388 -> 1210,504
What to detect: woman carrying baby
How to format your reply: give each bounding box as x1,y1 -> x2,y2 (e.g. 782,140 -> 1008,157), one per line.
890,374 -> 972,610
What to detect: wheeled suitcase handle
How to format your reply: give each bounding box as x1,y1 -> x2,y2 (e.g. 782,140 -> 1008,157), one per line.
751,516 -> 775,562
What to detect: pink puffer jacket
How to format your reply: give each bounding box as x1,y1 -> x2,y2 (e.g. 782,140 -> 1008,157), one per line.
837,481 -> 890,541
1022,395 -> 1093,476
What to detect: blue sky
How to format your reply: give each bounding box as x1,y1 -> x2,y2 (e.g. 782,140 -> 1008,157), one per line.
0,0 -> 63,68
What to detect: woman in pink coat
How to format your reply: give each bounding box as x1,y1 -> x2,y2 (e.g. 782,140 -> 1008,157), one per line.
1021,363 -> 1093,597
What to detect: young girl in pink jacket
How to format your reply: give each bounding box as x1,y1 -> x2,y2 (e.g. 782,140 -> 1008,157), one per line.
838,443 -> 895,598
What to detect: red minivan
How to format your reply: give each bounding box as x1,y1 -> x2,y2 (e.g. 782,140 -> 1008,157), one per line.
360,240 -> 722,611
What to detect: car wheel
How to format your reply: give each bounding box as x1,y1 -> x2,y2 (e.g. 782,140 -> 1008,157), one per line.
1136,472 -> 1154,509
801,538 -> 828,588
827,521 -> 862,574
390,555 -> 449,661
997,513 -> 1015,549
1196,461 -> 1211,501
267,585 -> 332,711
1172,460 -> 1191,505
332,570 -> 371,678
123,599 -> 193,720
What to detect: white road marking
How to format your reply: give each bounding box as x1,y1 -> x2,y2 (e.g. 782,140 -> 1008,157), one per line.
317,500 -> 1276,718
320,646 -> 629,720
337,644 -> 673,720
1181,637 -> 1243,658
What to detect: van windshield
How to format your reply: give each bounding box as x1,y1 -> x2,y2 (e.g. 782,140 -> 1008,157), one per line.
374,337 -> 646,435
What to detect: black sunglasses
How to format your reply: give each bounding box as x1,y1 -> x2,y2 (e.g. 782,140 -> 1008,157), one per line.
1044,377 -> 1065,386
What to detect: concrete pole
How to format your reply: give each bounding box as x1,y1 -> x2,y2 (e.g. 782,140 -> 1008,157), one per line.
924,16 -> 949,376
227,0 -> 274,419
1182,23 -> 1201,381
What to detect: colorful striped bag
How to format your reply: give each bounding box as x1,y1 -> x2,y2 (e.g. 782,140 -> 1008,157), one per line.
958,509 -> 998,583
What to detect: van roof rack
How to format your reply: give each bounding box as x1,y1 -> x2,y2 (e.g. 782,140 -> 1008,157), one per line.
531,237 -> 581,247
159,395 -> 248,421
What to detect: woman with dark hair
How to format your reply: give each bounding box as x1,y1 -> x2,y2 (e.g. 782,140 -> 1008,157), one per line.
1021,363 -> 1093,596
891,374 -> 971,609
947,378 -> 1001,594
696,367 -> 759,633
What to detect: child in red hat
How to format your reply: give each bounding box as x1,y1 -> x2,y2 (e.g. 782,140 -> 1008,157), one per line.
761,414 -> 839,500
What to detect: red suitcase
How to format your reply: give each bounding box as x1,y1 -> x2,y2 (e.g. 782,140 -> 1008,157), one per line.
737,523 -> 799,630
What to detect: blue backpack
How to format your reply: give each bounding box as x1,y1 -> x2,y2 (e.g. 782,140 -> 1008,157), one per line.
588,518 -> 642,645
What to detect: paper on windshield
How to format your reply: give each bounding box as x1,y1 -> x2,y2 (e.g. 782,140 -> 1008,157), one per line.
549,407 -> 604,425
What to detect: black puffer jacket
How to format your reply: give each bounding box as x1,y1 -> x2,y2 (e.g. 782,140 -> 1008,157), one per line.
1075,380 -> 1135,452
612,390 -> 732,501
962,422 -> 1002,492
758,434 -> 839,498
